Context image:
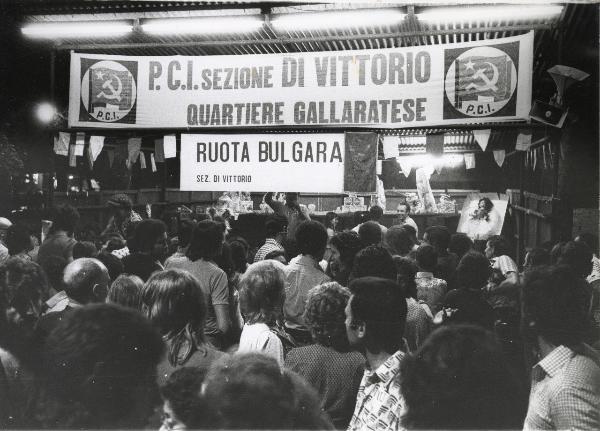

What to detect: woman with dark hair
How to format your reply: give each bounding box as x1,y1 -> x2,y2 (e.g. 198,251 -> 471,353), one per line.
438,252 -> 494,329
167,220 -> 230,349
143,269 -> 223,385
400,324 -> 526,429
122,219 -> 168,282
324,212 -> 340,238
107,274 -> 144,311
327,231 -> 363,287
285,282 -> 365,429
228,237 -> 250,274
238,260 -> 293,367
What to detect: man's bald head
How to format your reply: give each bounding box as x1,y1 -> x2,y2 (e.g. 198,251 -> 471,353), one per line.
0,217 -> 12,241
63,258 -> 110,304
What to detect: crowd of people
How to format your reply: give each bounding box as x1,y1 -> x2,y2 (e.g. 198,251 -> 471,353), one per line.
0,192 -> 598,430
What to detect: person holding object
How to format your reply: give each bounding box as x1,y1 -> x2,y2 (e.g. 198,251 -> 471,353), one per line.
264,192 -> 310,245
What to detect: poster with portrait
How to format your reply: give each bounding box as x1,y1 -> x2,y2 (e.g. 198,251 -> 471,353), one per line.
457,192 -> 508,241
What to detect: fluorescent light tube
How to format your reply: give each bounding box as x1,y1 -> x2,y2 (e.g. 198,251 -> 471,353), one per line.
142,16 -> 263,35
417,5 -> 563,23
271,9 -> 405,32
22,21 -> 132,38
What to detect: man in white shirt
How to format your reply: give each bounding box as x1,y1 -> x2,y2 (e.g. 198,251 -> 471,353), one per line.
396,203 -> 418,237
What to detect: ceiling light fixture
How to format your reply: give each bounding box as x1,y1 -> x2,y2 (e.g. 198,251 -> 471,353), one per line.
141,15 -> 263,35
417,5 -> 563,23
271,9 -> 405,32
22,21 -> 133,38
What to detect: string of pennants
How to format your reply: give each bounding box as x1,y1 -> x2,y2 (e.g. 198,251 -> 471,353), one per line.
53,131 -> 177,172
382,130 -> 554,178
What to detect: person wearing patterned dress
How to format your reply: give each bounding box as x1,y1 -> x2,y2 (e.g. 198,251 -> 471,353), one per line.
346,277 -> 408,431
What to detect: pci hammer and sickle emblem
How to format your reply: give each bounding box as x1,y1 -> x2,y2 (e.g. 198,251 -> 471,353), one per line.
97,73 -> 123,101
466,62 -> 499,92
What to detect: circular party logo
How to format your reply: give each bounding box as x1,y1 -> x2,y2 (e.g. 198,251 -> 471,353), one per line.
445,46 -> 517,117
81,60 -> 137,122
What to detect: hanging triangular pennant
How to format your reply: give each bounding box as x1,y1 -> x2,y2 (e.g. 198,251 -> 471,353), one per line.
88,135 -> 104,168
493,149 -> 506,167
128,137 -> 142,165
472,129 -> 491,152
54,132 -> 70,156
75,133 -> 85,156
150,153 -> 157,172
107,149 -> 115,168
383,136 -> 400,159
154,138 -> 165,162
140,152 -> 147,169
397,157 -> 413,178
164,135 -> 177,159
464,153 -> 476,170
515,132 -> 532,151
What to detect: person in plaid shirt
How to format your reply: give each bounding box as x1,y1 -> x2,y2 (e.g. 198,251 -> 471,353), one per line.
345,277 -> 408,431
522,265 -> 600,430
253,215 -> 287,263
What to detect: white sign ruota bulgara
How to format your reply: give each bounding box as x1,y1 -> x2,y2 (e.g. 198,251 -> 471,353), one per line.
68,32 -> 533,128
179,134 -> 345,193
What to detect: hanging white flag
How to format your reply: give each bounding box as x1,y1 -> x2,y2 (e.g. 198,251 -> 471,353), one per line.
493,149 -> 506,167
150,153 -> 157,172
383,136 -> 400,159
472,129 -> 491,152
515,133 -> 532,151
397,157 -> 413,178
54,132 -> 70,156
74,132 -> 85,156
464,153 -> 476,169
88,136 -> 104,168
140,152 -> 147,169
128,137 -> 142,165
164,135 -> 176,158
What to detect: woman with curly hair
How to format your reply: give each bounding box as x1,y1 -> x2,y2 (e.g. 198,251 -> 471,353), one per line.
327,231 -> 363,287
142,269 -> 223,385
285,282 -> 365,429
238,260 -> 294,367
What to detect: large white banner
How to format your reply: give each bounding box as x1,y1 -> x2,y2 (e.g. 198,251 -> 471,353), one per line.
69,33 -> 533,129
179,134 -> 345,192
